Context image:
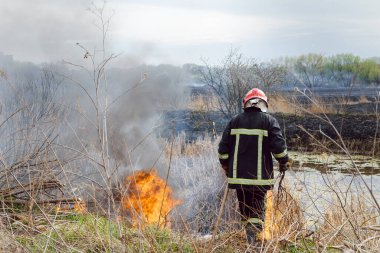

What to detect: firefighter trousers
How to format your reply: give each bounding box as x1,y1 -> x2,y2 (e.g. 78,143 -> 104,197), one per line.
236,186 -> 270,241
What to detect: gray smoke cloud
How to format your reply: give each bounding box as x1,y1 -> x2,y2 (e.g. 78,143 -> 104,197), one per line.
107,65 -> 188,174
54,61 -> 191,185
0,51 -> 191,177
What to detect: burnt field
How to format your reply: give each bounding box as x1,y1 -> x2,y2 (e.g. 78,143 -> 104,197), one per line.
164,87 -> 380,154
164,110 -> 379,154
273,113 -> 379,154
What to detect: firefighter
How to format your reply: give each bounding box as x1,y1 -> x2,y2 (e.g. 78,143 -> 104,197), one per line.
218,88 -> 290,246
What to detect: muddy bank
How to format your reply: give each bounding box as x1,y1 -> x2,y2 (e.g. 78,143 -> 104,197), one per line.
163,110 -> 379,154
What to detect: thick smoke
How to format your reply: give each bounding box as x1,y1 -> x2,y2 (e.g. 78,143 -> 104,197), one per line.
0,52 -> 190,181
106,65 -> 188,175
53,62 -> 191,187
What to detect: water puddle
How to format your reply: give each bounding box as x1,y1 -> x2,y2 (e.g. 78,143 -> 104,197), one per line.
283,151 -> 380,228
290,151 -> 380,175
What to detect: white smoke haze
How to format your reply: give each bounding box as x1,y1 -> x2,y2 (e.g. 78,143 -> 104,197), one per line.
106,66 -> 189,172
0,47 -> 191,188
58,63 -> 190,183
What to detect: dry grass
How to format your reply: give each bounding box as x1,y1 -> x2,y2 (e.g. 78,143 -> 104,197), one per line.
187,95 -> 219,112
0,222 -> 26,253
269,93 -> 338,114
268,94 -> 299,114
319,197 -> 380,251
162,133 -> 216,157
188,93 -> 356,115
0,134 -> 379,252
261,189 -> 304,241
308,99 -> 337,114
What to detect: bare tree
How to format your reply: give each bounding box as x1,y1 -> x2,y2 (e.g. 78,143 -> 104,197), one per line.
252,61 -> 286,94
199,49 -> 256,119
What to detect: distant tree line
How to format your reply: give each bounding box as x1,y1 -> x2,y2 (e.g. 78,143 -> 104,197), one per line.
187,52 -> 380,90
184,51 -> 380,118
283,53 -> 380,89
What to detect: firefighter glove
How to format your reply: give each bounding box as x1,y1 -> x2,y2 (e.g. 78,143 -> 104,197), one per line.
279,163 -> 287,172
279,158 -> 293,172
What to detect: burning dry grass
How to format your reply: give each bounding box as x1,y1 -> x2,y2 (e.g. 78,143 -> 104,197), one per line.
1,135 -> 380,252
261,189 -> 304,242
121,170 -> 181,227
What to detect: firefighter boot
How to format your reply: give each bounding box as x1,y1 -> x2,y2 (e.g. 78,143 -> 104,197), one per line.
246,227 -> 256,244
245,223 -> 262,250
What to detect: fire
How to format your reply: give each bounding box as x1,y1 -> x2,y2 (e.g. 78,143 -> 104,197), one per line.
73,199 -> 87,214
259,190 -> 301,241
55,198 -> 87,214
260,190 -> 279,240
121,170 -> 181,227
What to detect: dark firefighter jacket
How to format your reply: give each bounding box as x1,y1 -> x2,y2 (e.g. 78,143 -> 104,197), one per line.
218,107 -> 288,188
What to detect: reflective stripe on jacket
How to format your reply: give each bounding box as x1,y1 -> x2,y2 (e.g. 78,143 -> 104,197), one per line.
218,107 -> 288,188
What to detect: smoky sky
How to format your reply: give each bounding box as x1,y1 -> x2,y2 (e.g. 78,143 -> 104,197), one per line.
1,0 -> 380,65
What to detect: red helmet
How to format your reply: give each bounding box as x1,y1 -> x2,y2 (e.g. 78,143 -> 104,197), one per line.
243,88 -> 268,107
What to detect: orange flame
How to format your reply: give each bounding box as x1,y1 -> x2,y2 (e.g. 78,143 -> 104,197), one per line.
121,170 -> 181,227
55,199 -> 87,214
73,200 -> 87,214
